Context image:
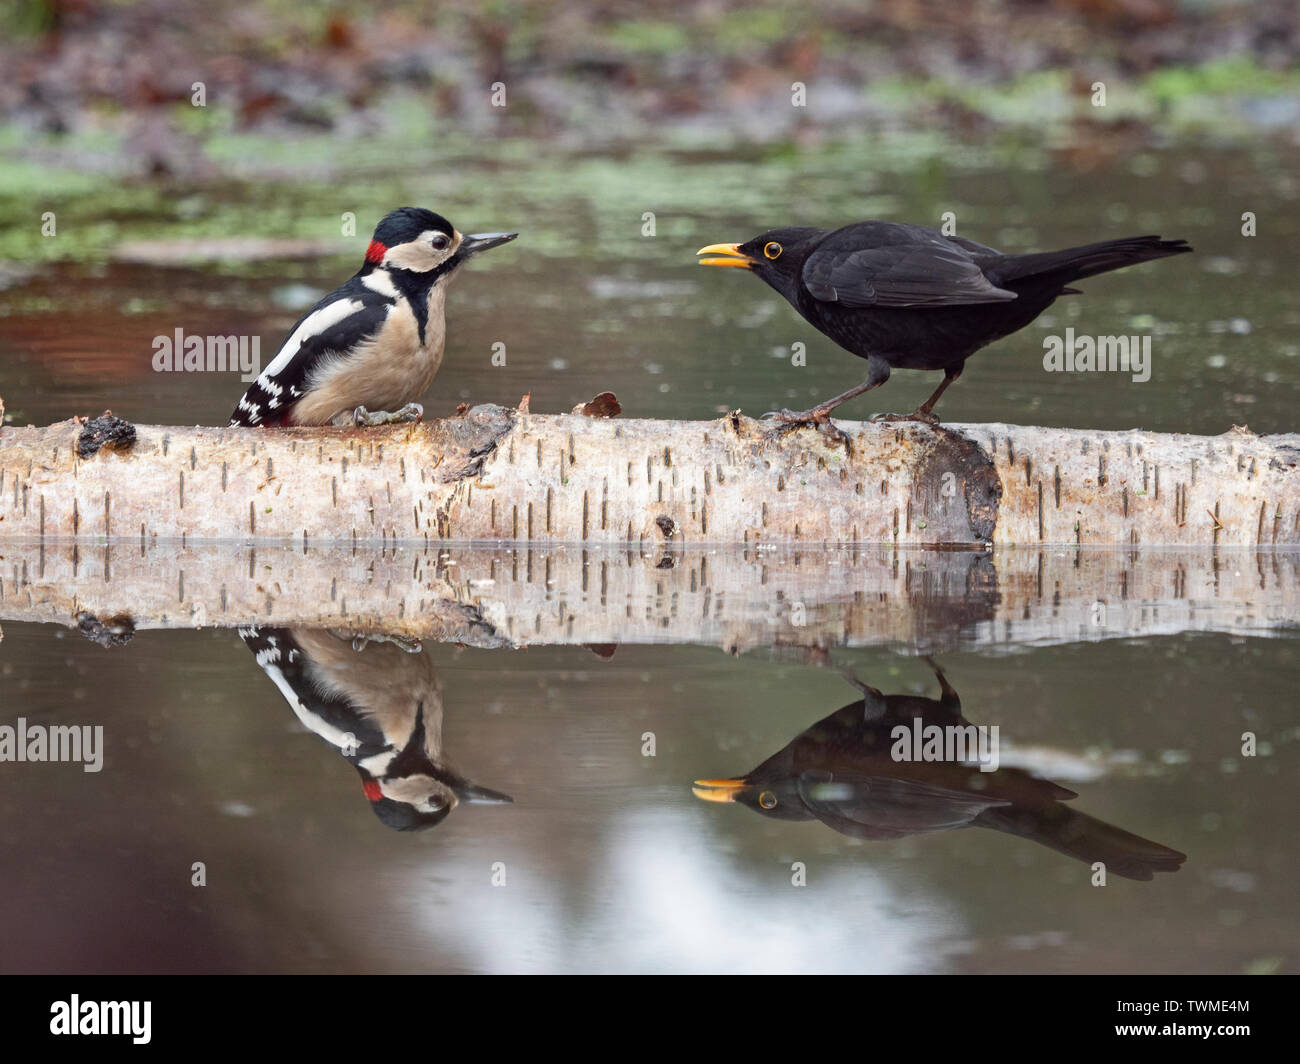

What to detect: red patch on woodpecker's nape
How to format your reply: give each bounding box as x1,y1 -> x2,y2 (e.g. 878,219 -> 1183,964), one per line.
365,239 -> 388,264
362,780 -> 383,802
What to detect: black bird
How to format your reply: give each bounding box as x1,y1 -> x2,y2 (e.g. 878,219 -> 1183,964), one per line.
239,627 -> 512,830
694,660 -> 1185,881
697,222 -> 1191,427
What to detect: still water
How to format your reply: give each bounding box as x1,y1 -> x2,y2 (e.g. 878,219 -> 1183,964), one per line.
0,135 -> 1296,973
0,542 -> 1294,974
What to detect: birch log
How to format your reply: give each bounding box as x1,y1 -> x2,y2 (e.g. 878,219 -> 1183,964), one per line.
0,404 -> 1297,548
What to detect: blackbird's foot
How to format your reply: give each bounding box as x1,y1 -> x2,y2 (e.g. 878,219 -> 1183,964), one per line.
815,417 -> 851,451
763,407 -> 817,440
353,402 -> 424,427
763,404 -> 846,428
871,408 -> 941,426
764,406 -> 819,425
763,406 -> 851,452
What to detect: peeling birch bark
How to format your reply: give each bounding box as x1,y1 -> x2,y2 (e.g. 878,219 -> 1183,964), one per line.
0,543 -> 1295,652
0,405 -> 1296,547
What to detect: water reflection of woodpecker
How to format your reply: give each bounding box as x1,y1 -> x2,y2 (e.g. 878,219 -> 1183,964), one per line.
695,660 -> 1185,880
240,627 -> 511,831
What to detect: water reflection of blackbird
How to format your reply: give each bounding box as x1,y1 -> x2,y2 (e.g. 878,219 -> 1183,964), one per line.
695,661 -> 1184,880
240,628 -> 511,830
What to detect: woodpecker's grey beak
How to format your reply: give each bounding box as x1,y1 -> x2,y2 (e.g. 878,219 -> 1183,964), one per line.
460,232 -> 518,256
455,781 -> 514,805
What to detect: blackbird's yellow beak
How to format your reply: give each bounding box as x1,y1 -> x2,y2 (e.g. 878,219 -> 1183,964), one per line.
696,243 -> 754,269
692,777 -> 750,802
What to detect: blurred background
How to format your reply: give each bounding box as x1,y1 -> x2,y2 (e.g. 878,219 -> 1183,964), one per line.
0,0 -> 1296,430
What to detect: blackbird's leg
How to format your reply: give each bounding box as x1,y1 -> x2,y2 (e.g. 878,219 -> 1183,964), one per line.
921,655 -> 962,713
873,364 -> 963,426
765,356 -> 890,446
838,668 -> 889,721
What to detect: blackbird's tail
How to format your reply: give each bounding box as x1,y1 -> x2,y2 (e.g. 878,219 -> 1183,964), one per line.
974,803 -> 1186,881
991,235 -> 1192,287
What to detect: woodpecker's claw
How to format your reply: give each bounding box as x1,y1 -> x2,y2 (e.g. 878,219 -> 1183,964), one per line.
353,403 -> 424,427
349,633 -> 424,654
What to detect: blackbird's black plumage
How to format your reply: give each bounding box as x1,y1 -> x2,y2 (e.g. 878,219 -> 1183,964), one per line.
698,222 -> 1192,426
694,660 -> 1186,881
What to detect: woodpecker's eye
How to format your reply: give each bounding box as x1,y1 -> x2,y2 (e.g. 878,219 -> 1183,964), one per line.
763,242 -> 783,260
431,233 -> 451,251
758,791 -> 778,809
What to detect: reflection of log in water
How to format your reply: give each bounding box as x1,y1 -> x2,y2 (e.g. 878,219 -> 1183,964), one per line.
1,406 -> 1297,547
2,542 -> 1296,651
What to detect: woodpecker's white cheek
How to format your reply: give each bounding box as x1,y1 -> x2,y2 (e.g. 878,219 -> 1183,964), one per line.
382,774 -> 452,808
384,230 -> 454,273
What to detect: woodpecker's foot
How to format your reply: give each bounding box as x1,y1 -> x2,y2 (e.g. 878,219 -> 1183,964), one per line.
871,409 -> 941,426
352,403 -> 424,427
349,633 -> 424,654
763,406 -> 851,451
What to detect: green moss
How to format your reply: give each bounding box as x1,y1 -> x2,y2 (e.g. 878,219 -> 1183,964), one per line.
0,48 -> 1292,268
1,0 -> 59,37
1143,57 -> 1300,104
602,20 -> 692,57
712,9 -> 805,51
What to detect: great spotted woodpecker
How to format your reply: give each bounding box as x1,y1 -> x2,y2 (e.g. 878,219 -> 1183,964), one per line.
230,207 -> 517,428
239,626 -> 512,830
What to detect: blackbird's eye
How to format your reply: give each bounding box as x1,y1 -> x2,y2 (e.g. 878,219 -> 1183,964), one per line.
758,791 -> 778,809
763,242 -> 783,260
431,233 -> 451,251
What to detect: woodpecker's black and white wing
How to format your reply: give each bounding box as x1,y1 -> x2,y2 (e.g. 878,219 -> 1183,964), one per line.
237,626 -> 391,760
229,277 -> 394,427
